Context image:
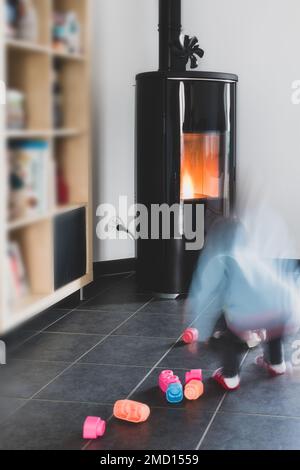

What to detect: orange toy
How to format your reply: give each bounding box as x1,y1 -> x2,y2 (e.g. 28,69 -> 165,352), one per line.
113,400 -> 150,423
184,380 -> 204,400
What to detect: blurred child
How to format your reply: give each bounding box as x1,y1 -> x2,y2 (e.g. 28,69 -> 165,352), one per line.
188,215 -> 300,391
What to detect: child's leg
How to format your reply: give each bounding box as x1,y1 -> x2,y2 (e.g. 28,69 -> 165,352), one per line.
256,333 -> 286,376
223,330 -> 243,378
265,335 -> 284,366
213,330 -> 243,391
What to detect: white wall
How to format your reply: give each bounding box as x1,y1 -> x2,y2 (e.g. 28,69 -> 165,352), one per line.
92,0 -> 157,262
92,0 -> 300,261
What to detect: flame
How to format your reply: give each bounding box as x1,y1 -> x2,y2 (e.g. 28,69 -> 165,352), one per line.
181,172 -> 195,199
180,133 -> 221,200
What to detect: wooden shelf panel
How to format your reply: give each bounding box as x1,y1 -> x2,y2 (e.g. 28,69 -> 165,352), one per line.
5,128 -> 84,139
53,128 -> 84,138
10,220 -> 53,294
7,273 -> 92,331
55,135 -> 90,204
8,213 -> 51,232
8,203 -> 87,231
52,50 -> 86,61
6,39 -> 50,54
5,129 -> 53,139
7,48 -> 51,130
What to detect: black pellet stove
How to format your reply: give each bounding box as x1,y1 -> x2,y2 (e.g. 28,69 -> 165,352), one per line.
136,0 -> 238,298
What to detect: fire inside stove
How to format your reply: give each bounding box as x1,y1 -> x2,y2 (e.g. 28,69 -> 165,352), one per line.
180,133 -> 221,200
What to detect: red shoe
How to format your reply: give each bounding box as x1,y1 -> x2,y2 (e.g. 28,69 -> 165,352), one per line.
255,356 -> 286,377
212,368 -> 240,391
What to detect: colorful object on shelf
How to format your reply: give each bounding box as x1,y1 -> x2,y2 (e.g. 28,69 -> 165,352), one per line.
113,400 -> 150,424
182,327 -> 199,344
7,89 -> 26,130
9,140 -> 49,220
185,369 -> 203,384
184,379 -> 204,401
18,0 -> 39,42
52,61 -> 64,129
56,168 -> 69,205
5,0 -> 19,38
83,416 -> 106,440
158,370 -> 181,393
166,382 -> 183,404
7,241 -> 29,306
53,10 -> 81,54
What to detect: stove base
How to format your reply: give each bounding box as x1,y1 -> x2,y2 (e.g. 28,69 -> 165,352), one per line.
154,293 -> 181,300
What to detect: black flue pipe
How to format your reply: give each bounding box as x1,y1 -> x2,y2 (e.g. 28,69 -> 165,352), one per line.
159,0 -> 182,71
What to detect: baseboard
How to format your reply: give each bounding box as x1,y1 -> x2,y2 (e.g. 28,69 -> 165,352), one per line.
93,258 -> 137,277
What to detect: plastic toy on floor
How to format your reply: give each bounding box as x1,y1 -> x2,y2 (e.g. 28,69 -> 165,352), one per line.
182,328 -> 199,344
184,369 -> 204,400
184,380 -> 204,400
166,382 -> 183,404
159,370 -> 181,393
113,400 -> 150,423
185,369 -> 203,384
83,416 -> 106,440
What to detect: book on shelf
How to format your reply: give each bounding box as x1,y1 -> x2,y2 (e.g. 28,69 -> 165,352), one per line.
7,241 -> 29,306
8,140 -> 51,222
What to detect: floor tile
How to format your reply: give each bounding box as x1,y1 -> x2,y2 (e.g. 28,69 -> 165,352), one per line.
21,310 -> 71,332
130,368 -> 225,414
83,274 -> 127,299
36,363 -> 149,404
47,310 -> 133,335
221,367 -> 300,418
0,397 -> 27,423
160,339 -> 223,371
80,335 -> 174,367
114,313 -> 193,339
0,360 -> 68,399
82,291 -> 151,313
89,407 -> 213,451
138,298 -> 187,316
111,274 -> 150,295
11,332 -> 104,363
201,412 -> 300,450
0,400 -> 112,450
54,291 -> 81,309
1,329 -> 37,352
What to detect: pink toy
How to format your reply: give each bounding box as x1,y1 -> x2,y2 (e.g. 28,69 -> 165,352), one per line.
83,416 -> 106,440
185,369 -> 203,384
182,328 -> 199,344
159,370 -> 181,393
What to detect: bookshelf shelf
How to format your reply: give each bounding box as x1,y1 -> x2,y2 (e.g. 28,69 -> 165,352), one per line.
53,128 -> 83,138
52,50 -> 86,61
5,38 -> 51,54
8,213 -> 51,231
6,39 -> 86,62
1,0 -> 93,335
5,128 -> 83,139
6,129 -> 53,139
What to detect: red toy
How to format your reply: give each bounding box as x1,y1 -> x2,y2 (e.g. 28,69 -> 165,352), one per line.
185,369 -> 203,384
182,328 -> 199,344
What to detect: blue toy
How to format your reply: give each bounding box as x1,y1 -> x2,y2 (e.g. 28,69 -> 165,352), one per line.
166,382 -> 183,404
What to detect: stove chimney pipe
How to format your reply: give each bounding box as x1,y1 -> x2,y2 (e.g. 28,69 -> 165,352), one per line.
159,0 -> 182,71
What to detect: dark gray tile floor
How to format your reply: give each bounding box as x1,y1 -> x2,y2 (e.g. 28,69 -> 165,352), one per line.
0,272 -> 300,450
